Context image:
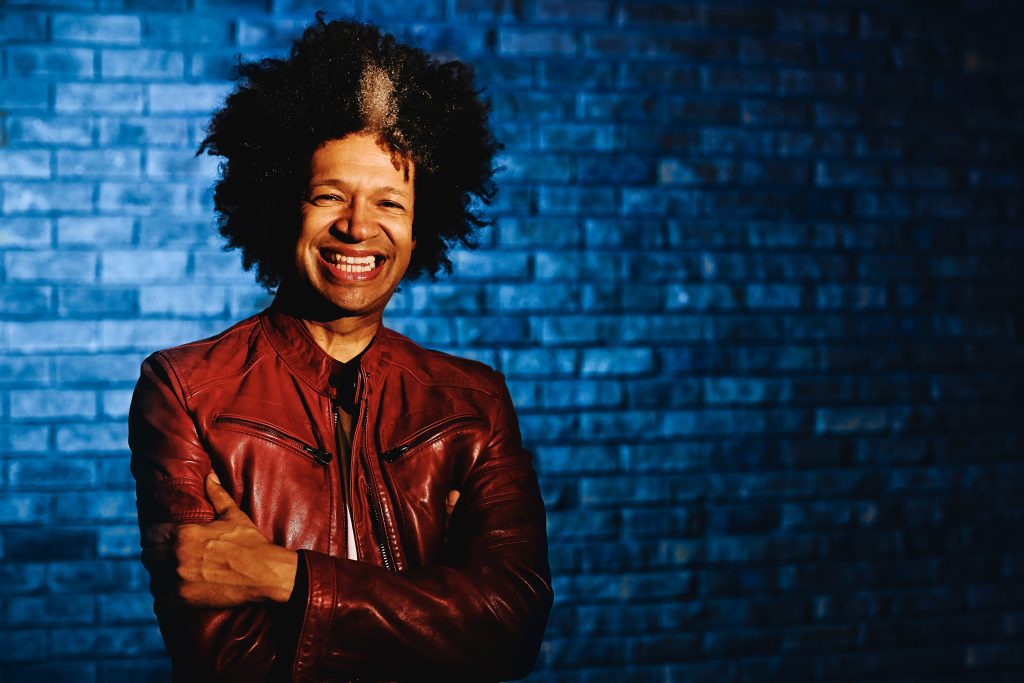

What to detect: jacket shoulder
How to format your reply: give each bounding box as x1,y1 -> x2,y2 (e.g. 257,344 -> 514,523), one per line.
144,314 -> 266,399
380,327 -> 506,398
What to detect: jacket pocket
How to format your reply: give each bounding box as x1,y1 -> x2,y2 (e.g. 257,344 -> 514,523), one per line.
380,414 -> 483,463
213,415 -> 333,466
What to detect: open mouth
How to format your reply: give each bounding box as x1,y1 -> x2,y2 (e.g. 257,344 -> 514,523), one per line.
319,249 -> 384,273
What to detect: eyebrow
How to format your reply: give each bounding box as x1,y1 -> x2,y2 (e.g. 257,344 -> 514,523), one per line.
310,179 -> 411,199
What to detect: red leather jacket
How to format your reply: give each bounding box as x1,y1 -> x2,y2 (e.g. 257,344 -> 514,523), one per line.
129,308 -> 552,681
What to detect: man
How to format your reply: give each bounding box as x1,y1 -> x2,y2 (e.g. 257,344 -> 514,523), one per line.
128,18 -> 552,682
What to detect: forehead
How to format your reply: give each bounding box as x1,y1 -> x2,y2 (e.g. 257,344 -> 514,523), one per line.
309,133 -> 413,184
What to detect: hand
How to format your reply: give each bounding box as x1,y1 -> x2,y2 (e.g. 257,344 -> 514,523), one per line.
142,472 -> 298,608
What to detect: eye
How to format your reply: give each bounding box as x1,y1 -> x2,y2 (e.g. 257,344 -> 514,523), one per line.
308,193 -> 343,206
378,199 -> 406,211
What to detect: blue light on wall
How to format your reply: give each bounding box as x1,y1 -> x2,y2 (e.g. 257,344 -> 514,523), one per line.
1,1 -> 1023,681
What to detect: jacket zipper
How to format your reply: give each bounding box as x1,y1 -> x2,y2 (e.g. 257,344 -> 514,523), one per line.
213,415 -> 332,466
355,369 -> 397,572
380,414 -> 480,463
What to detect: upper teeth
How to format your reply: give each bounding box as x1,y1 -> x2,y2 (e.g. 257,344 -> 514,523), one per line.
326,253 -> 376,272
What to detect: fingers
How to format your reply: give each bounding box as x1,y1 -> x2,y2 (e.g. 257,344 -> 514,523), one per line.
205,471 -> 239,518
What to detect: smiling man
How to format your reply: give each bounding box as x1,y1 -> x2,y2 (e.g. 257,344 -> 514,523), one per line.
128,18 -> 552,682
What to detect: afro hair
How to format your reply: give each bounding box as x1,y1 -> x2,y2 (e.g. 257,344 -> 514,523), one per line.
198,16 -> 501,289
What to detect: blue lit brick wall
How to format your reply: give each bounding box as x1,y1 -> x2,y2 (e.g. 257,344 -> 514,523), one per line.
2,1 -> 1023,681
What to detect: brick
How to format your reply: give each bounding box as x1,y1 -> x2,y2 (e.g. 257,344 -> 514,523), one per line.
144,149 -> 219,178
0,216 -> 52,248
618,1 -> 696,25
99,250 -> 188,283
0,11 -> 46,42
494,284 -> 579,313
0,285 -> 51,316
0,181 -> 83,218
7,47 -> 94,78
449,250 -> 528,280
148,83 -> 232,113
98,182 -> 191,214
541,379 -> 622,408
537,316 -> 621,344
0,80 -> 48,111
6,116 -> 94,145
0,356 -> 48,386
493,91 -> 574,121
98,525 -> 141,557
56,215 -> 134,246
101,659 -> 172,683
99,319 -> 201,351
376,317 -> 453,345
581,348 -> 653,377
51,625 -> 165,656
9,458 -> 98,489
9,389 -> 96,420
6,527 -> 98,561
235,16 -> 308,47
496,152 -> 573,183
54,352 -> 146,384
5,250 -> 98,283
498,218 -> 581,246
539,124 -> 616,153
57,286 -> 137,317
536,445 -> 618,474
548,510 -> 618,539
100,48 -> 185,78
6,663 -> 98,683
0,493 -> 50,524
97,592 -> 155,624
0,629 -> 46,662
1,425 -> 50,453
455,316 -> 530,345
535,252 -> 619,280
539,60 -> 618,89
498,28 -> 577,56
48,559 -> 145,593
98,116 -> 191,146
57,149 -> 142,178
56,84 -> 144,114
0,150 -> 51,179
192,250 -> 254,282
7,594 -> 94,625
500,348 -> 577,376
139,284 -> 229,316
52,14 -> 142,45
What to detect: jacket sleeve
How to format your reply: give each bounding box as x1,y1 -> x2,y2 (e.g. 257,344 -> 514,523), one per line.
293,379 -> 553,682
129,352 -> 294,682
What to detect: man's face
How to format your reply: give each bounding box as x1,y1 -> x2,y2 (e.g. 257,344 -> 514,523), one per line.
295,132 -> 415,319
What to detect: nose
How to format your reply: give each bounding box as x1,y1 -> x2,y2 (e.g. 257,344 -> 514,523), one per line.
331,199 -> 379,243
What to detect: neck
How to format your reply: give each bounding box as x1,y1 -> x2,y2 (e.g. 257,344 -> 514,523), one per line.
273,283 -> 380,363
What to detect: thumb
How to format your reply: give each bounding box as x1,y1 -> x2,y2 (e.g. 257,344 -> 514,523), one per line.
205,472 -> 239,518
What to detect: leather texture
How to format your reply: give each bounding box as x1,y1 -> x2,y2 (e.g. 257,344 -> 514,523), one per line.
129,307 -> 552,681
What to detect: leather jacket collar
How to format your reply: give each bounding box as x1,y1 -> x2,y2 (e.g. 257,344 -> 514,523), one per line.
261,304 -> 393,399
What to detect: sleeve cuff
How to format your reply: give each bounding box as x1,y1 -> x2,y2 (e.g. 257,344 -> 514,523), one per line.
290,549 -> 338,681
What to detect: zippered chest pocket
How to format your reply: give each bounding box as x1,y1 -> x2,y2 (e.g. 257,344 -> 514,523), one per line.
213,414 -> 333,466
380,414 -> 484,464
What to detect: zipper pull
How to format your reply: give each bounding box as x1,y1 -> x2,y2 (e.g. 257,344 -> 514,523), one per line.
303,445 -> 332,466
381,445 -> 409,463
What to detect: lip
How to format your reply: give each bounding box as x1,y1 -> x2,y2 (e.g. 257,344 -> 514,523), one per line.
317,247 -> 386,283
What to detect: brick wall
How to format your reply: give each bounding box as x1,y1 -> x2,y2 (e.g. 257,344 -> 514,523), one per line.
2,1 -> 1023,681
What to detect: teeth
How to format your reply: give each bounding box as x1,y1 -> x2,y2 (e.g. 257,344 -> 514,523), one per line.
324,252 -> 377,272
